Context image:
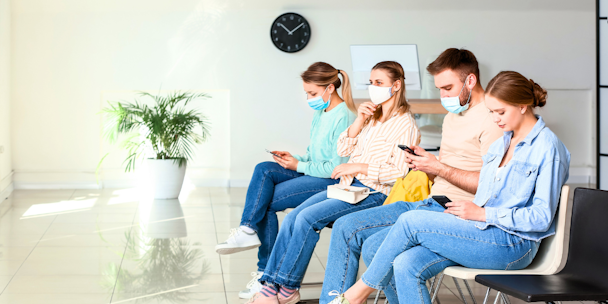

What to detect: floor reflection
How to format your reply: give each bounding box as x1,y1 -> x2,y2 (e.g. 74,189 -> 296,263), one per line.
101,199 -> 210,303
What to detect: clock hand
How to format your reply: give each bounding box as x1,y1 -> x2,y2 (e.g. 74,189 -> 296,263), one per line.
278,23 -> 291,34
288,23 -> 304,34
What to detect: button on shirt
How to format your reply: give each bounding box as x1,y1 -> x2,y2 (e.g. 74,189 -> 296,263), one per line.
473,116 -> 570,242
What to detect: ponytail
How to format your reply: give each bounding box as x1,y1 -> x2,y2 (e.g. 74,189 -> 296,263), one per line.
301,62 -> 356,114
338,70 -> 356,113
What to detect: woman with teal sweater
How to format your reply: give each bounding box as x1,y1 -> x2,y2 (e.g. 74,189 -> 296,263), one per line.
216,62 -> 357,298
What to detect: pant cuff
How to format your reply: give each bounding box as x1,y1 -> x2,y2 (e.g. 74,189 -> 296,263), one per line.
261,273 -> 301,290
238,222 -> 258,233
361,274 -> 386,291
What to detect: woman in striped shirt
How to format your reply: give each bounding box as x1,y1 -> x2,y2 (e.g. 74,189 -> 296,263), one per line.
247,61 -> 421,304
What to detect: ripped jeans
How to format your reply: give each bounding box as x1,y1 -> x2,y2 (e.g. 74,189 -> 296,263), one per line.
360,204 -> 540,304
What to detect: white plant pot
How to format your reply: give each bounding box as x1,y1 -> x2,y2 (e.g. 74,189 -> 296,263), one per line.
145,159 -> 187,199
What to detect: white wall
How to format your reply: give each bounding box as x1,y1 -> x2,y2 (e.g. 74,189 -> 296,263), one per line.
0,0 -> 13,197
10,0 -> 596,188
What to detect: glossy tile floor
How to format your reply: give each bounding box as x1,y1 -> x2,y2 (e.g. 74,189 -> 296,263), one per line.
0,186 -> 594,304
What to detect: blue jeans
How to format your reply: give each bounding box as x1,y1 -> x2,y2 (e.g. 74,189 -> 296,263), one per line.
240,161 -> 339,271
319,199 -> 442,304
361,204 -> 540,304
260,179 -> 387,289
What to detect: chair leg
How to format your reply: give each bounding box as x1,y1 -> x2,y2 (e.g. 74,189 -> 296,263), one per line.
482,288 -> 491,304
430,273 -> 445,304
452,278 -> 469,304
500,292 -> 511,304
428,276 -> 436,293
373,290 -> 381,304
463,279 -> 478,304
493,292 -> 502,304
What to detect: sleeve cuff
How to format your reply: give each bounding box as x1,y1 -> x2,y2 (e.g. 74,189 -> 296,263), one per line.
367,164 -> 381,182
293,154 -> 303,162
296,161 -> 308,174
341,136 -> 359,146
484,207 -> 498,224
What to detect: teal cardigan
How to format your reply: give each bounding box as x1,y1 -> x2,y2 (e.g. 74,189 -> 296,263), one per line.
293,102 -> 356,178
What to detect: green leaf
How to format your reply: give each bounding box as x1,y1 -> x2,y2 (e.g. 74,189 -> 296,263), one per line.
99,91 -> 212,172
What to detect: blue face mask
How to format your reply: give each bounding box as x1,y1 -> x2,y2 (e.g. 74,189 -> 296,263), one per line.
440,76 -> 472,114
307,86 -> 331,111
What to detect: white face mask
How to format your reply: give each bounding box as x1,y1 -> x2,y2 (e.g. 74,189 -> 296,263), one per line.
368,84 -> 394,105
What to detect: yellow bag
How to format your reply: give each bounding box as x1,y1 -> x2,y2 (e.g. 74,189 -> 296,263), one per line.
383,170 -> 433,205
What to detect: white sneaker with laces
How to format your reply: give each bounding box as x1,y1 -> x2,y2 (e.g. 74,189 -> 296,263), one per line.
215,227 -> 261,255
238,271 -> 264,299
327,291 -> 350,304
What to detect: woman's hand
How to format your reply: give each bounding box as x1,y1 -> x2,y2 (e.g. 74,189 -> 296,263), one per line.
404,146 -> 444,176
356,101 -> 377,121
348,102 -> 376,138
331,163 -> 368,179
273,151 -> 298,171
444,201 -> 486,222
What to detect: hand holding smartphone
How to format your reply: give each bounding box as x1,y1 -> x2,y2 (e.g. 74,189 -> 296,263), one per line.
266,149 -> 283,159
432,195 -> 452,209
398,145 -> 419,156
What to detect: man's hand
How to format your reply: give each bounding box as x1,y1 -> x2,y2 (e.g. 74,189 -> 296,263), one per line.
404,146 -> 444,176
273,151 -> 298,171
331,163 -> 367,179
444,201 -> 486,222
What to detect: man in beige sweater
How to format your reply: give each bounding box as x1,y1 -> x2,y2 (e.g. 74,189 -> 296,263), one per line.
319,48 -> 503,304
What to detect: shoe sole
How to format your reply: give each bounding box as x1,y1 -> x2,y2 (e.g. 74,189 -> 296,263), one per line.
238,292 -> 254,299
215,244 -> 261,255
280,293 -> 300,304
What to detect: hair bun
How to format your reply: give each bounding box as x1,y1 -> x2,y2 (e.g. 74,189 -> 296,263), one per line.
530,79 -> 547,108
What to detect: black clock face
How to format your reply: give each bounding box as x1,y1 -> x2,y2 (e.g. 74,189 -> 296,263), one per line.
270,13 -> 311,53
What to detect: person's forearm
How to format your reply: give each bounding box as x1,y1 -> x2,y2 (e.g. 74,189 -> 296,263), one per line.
437,164 -> 480,194
348,118 -> 365,138
358,163 -> 369,175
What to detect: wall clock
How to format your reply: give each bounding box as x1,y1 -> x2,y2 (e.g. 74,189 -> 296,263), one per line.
270,13 -> 311,53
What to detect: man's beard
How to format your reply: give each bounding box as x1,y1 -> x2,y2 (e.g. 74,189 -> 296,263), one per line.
459,86 -> 472,106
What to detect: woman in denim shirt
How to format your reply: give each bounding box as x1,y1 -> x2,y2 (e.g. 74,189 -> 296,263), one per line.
326,71 -> 571,304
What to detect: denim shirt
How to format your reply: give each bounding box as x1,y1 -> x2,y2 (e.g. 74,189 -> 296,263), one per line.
473,116 -> 570,242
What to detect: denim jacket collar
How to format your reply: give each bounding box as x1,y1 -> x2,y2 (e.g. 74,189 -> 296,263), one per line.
520,115 -> 545,146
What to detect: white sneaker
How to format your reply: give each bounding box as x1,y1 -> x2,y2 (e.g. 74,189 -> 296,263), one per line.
238,271 -> 264,299
215,227 -> 261,255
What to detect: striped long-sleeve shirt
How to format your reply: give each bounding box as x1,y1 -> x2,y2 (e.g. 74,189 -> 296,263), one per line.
337,111 -> 421,196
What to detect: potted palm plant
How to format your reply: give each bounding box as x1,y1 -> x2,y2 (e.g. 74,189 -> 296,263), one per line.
100,91 -> 211,199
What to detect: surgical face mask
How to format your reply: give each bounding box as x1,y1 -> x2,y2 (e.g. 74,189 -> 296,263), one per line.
441,77 -> 472,114
368,84 -> 394,105
307,86 -> 331,111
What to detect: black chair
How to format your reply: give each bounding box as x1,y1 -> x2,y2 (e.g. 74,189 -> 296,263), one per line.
475,187 -> 608,303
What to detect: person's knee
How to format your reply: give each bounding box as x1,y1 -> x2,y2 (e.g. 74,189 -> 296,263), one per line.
393,251 -> 419,278
294,208 -> 323,232
362,238 -> 383,266
282,211 -> 298,230
332,216 -> 364,249
254,161 -> 276,174
331,216 -> 352,237
396,210 -> 426,231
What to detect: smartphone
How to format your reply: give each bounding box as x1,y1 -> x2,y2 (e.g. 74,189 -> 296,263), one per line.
398,145 -> 418,156
265,149 -> 283,159
432,195 -> 452,209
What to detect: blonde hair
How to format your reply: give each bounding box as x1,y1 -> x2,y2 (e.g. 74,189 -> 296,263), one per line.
368,61 -> 411,125
301,62 -> 356,113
